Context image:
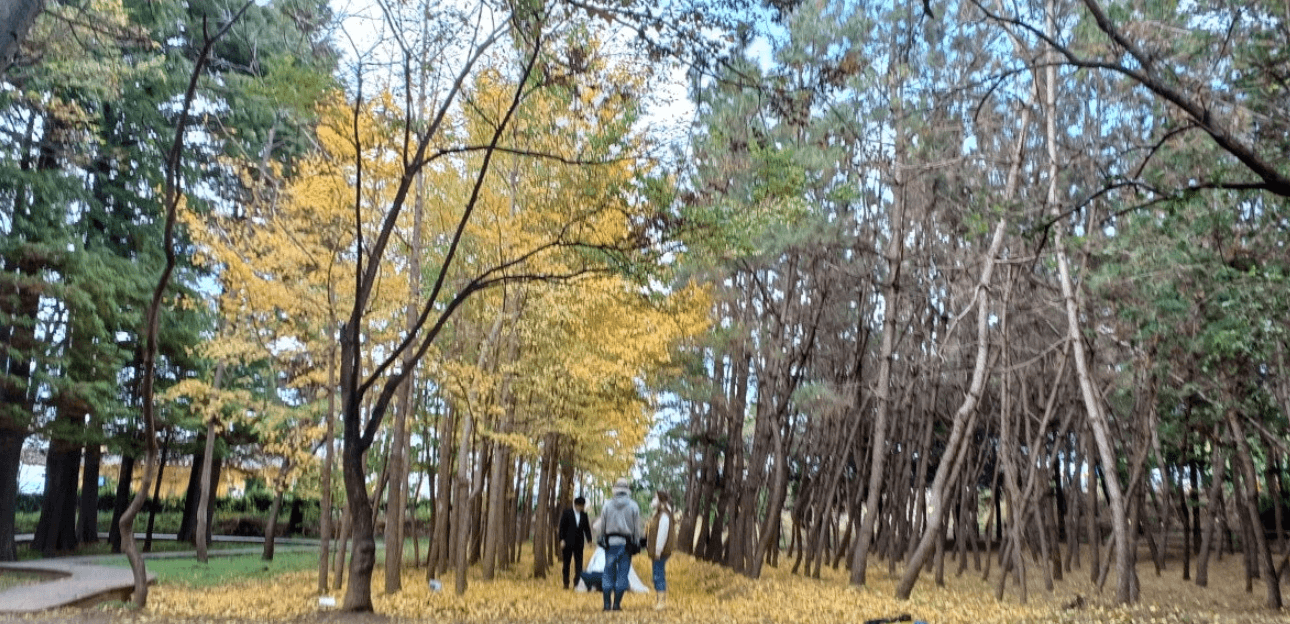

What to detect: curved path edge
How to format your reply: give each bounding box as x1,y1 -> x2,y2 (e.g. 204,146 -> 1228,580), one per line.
0,533 -> 318,613
0,559 -> 152,613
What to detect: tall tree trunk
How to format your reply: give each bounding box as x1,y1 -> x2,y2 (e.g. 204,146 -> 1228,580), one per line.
483,317 -> 521,580
849,204 -> 903,586
34,412 -> 84,557
143,434 -> 172,553
1052,121 -> 1132,611
450,314 -> 504,594
108,447 -> 136,553
482,436 -> 510,580
752,421 -> 790,577
531,434 -> 556,579
1064,440 -> 1081,573
196,362 -> 225,562
712,346 -> 750,564
382,379 -> 412,591
0,424 -> 22,561
340,415 -> 377,611
1226,410 -> 1281,608
333,505 -> 351,589
264,487 -> 284,561
1268,452 -> 1285,557
1195,442 -> 1225,587
179,443 -> 211,542
1177,464 -> 1191,580
427,406 -> 455,580
77,439 -> 101,544
384,46 -> 430,595
0,116 -> 43,564
318,341 -> 337,593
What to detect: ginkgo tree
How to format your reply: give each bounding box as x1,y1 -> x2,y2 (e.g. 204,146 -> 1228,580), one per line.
419,266 -> 708,589
382,27 -> 713,592
178,86 -> 412,569
321,7 -> 698,608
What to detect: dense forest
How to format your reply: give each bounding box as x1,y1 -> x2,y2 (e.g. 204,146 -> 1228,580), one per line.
2,0 -> 1289,615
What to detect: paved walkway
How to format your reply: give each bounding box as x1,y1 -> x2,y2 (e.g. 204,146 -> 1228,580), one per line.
0,534 -> 318,613
0,558 -> 145,612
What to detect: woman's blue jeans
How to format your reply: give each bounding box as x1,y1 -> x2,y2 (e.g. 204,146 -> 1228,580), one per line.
652,556 -> 669,591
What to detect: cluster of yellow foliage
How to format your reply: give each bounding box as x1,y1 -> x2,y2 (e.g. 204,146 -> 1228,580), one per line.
164,35 -> 707,517
134,546 -> 1288,623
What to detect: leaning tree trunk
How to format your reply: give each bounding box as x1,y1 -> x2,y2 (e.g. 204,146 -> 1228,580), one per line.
121,7 -> 252,605
895,67 -> 1032,598
118,428 -> 158,607
895,216 -> 1006,600
849,152 -> 905,587
1057,243 -> 1131,604
1040,3 -> 1132,594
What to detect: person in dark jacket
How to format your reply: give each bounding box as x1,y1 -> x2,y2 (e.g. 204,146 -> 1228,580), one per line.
558,496 -> 593,589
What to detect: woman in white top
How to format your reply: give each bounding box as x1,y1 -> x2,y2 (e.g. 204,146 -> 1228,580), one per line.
645,490 -> 677,610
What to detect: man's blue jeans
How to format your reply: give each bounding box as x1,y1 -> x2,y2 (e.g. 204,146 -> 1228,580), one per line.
601,543 -> 630,608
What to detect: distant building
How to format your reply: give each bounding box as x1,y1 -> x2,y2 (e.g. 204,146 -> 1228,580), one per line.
17,442 -> 251,498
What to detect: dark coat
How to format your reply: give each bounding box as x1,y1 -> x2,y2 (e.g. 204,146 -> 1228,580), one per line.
558,506 -> 593,548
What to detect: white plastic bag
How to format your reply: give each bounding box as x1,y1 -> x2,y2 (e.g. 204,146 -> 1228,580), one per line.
577,546 -> 649,593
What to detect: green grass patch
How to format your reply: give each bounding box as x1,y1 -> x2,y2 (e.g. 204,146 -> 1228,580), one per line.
13,511 -> 38,534
15,511 -> 188,534
15,509 -> 305,536
15,537 -> 250,561
134,550 -> 320,587
0,569 -> 50,591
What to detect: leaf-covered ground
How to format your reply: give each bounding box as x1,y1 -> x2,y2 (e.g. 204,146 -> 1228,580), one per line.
9,547 -> 1288,623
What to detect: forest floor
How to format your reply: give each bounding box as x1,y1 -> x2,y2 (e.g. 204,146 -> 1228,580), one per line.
1,544 -> 1286,624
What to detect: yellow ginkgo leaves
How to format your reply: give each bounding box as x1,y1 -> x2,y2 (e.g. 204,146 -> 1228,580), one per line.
142,542 -> 1289,624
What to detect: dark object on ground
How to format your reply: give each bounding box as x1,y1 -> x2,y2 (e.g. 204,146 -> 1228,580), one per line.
863,615 -> 912,624
1063,594 -> 1086,610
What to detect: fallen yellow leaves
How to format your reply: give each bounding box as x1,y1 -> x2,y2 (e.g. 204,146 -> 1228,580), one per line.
136,546 -> 1289,623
